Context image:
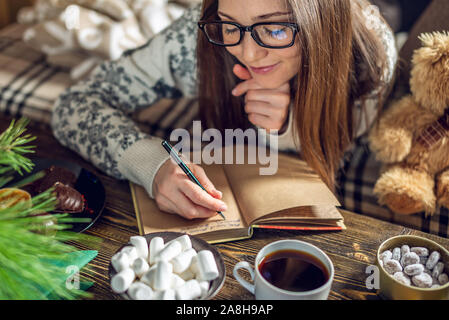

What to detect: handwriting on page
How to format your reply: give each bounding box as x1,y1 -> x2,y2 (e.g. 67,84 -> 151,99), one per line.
179,219 -> 243,234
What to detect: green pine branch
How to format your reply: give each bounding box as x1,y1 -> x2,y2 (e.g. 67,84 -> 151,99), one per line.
0,118 -> 101,300
0,118 -> 36,188
0,189 -> 97,299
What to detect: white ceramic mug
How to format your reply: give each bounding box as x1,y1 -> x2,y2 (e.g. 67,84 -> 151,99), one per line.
233,240 -> 334,300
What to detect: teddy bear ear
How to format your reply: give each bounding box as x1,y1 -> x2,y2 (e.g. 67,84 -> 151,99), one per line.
415,31 -> 449,64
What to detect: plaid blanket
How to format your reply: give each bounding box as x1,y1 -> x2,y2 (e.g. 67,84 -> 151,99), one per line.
0,24 -> 447,238
337,135 -> 449,238
0,24 -> 74,124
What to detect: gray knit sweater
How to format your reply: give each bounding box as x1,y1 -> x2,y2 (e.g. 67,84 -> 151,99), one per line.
51,3 -> 397,199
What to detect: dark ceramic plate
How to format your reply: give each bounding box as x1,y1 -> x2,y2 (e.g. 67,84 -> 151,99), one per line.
5,158 -> 105,233
108,232 -> 226,300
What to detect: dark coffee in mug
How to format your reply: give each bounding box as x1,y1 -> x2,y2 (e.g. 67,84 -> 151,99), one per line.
258,249 -> 329,292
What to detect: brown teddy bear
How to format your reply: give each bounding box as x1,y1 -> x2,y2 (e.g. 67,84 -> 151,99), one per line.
369,31 -> 449,216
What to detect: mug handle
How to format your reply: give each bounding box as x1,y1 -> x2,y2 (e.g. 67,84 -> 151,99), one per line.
233,261 -> 255,294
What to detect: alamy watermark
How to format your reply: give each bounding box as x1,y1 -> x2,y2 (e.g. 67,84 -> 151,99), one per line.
365,265 -> 380,290
66,265 -> 80,290
169,121 -> 280,175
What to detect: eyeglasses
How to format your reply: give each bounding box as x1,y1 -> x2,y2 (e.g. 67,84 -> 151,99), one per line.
198,21 -> 299,49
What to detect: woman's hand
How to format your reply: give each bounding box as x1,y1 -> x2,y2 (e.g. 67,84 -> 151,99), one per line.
232,64 -> 290,133
152,159 -> 228,220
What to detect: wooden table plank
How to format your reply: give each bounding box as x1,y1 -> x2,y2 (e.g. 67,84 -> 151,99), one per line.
2,116 -> 449,300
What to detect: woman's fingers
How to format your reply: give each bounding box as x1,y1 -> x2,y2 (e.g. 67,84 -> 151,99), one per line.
154,192 -> 178,215
247,113 -> 274,130
233,64 -> 252,80
232,71 -> 290,98
232,64 -> 255,96
180,179 -> 228,212
231,64 -> 291,131
156,192 -> 215,220
153,159 -> 226,220
232,79 -> 263,97
245,89 -> 290,107
170,191 -> 219,220
191,165 -> 223,199
244,101 -> 283,119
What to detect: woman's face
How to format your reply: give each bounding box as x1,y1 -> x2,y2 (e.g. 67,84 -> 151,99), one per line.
218,0 -> 301,89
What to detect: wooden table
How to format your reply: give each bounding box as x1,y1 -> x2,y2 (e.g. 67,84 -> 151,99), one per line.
2,116 -> 449,300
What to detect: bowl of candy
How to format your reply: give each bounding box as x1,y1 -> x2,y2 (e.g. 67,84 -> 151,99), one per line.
377,235 -> 449,300
108,232 -> 225,300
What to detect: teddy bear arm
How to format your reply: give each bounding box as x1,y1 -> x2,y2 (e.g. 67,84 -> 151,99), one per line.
437,170 -> 449,209
369,97 -> 422,163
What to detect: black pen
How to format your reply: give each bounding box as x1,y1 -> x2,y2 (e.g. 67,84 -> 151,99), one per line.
161,140 -> 226,220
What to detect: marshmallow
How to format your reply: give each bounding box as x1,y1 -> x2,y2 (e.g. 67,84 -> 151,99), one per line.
179,267 -> 195,281
153,261 -> 173,291
132,257 -> 150,278
171,274 -> 186,289
176,279 -> 202,300
196,250 -> 219,281
141,265 -> 157,288
149,237 -> 164,265
426,251 -> 441,270
111,252 -> 130,273
110,234 -> 220,300
111,268 -> 135,294
190,255 -> 199,275
167,235 -> 192,252
127,281 -> 154,300
199,280 -> 210,299
130,236 -> 149,260
154,289 -> 176,300
157,240 -> 182,263
121,246 -> 138,264
170,248 -> 197,274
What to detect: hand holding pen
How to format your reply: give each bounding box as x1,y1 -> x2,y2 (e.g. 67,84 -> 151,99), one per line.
152,141 -> 228,220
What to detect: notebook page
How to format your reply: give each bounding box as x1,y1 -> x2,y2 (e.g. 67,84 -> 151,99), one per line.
223,152 -> 341,225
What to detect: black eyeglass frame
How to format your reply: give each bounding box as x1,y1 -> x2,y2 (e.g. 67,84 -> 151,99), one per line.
198,20 -> 299,49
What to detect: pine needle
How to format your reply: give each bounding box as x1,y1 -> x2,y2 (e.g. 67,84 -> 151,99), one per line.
0,118 -> 101,300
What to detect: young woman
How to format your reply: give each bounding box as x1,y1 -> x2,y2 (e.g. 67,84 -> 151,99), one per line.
51,0 -> 397,220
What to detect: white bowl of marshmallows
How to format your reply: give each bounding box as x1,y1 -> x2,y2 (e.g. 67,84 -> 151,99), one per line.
108,232 -> 225,300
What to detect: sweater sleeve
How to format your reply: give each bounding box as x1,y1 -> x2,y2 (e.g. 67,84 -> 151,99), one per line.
353,3 -> 398,138
51,4 -> 201,198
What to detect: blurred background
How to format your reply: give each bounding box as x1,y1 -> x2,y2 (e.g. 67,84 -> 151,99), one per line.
0,0 -> 441,124
372,0 -> 431,33
1,0 -> 34,29
0,0 -> 433,30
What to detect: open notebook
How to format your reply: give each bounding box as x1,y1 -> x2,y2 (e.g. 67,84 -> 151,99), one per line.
130,151 -> 345,244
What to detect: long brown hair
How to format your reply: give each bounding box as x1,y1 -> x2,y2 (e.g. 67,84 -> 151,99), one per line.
197,0 -> 389,191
